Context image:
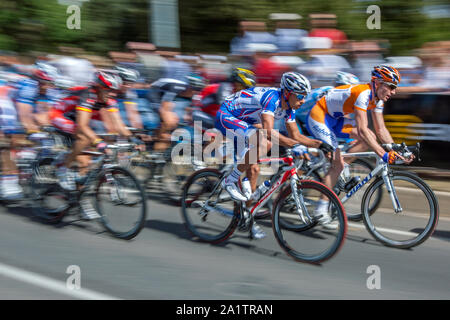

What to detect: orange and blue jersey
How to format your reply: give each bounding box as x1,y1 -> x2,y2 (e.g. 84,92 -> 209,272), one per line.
307,83 -> 384,149
311,83 -> 384,122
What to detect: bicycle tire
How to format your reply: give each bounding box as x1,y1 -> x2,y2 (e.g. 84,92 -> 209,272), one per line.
361,171 -> 439,249
95,166 -> 147,240
32,184 -> 70,224
181,168 -> 240,244
30,156 -> 58,200
272,179 -> 347,264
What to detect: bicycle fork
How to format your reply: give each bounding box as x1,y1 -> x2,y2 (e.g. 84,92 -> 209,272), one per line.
381,166 -> 403,213
290,175 -> 313,224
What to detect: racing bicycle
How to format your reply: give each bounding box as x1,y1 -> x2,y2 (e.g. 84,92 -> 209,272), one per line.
180,148 -> 347,264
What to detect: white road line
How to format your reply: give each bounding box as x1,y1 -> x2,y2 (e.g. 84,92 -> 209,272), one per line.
281,213 -> 429,237
394,186 -> 450,197
347,222 -> 418,237
0,262 -> 120,300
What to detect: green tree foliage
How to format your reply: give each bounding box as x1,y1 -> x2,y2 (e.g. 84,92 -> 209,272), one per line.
0,0 -> 448,56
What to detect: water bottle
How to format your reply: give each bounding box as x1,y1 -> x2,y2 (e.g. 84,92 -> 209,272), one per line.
251,180 -> 271,201
242,177 -> 252,200
344,176 -> 361,192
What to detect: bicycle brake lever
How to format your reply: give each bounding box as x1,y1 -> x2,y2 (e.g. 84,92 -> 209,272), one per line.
416,142 -> 421,162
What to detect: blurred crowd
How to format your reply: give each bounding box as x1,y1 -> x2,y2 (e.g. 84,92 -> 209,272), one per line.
3,15 -> 449,87
0,13 -> 449,137
1,13 -> 449,93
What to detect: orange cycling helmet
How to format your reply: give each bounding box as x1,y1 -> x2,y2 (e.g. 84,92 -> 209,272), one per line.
371,65 -> 401,86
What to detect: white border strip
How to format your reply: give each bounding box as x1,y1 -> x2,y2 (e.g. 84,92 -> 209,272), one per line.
0,262 -> 120,300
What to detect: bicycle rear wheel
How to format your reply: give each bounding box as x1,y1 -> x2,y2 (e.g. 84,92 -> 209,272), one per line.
30,156 -> 58,200
272,180 -> 347,264
32,185 -> 70,224
181,169 -> 240,243
341,159 -> 382,221
361,171 -> 439,249
95,166 -> 147,240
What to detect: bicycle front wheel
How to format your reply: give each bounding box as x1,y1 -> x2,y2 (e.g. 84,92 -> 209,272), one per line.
362,171 -> 439,249
95,166 -> 147,240
272,180 -> 347,264
181,169 -> 240,243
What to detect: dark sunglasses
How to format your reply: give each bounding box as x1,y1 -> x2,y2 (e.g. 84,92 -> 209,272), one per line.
289,93 -> 305,100
384,82 -> 397,90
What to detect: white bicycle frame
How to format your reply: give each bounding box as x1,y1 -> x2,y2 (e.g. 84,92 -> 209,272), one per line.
339,151 -> 403,213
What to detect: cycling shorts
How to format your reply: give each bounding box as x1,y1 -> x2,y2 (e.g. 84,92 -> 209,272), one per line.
215,106 -> 257,161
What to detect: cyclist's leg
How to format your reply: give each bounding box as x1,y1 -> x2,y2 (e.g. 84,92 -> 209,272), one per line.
0,93 -> 26,198
0,134 -> 23,199
307,107 -> 343,228
154,102 -> 179,152
215,109 -> 260,201
307,107 -> 344,190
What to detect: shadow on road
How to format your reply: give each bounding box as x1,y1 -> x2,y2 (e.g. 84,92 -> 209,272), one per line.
144,218 -> 320,266
411,228 -> 450,242
1,202 -> 110,237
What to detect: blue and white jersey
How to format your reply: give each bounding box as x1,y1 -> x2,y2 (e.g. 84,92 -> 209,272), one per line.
295,86 -> 333,124
0,85 -> 22,134
14,78 -> 58,113
14,78 -> 40,105
222,87 -> 295,125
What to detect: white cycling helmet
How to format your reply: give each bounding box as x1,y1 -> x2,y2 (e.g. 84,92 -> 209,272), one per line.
280,72 -> 311,96
116,66 -> 140,83
335,71 -> 360,86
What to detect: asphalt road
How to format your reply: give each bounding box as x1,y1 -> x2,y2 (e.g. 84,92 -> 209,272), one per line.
0,187 -> 449,301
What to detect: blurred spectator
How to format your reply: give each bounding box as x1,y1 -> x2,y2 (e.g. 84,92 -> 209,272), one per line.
125,42 -> 164,83
297,54 -> 352,88
308,14 -> 348,47
270,13 -> 307,52
417,41 -> 450,91
196,54 -> 230,83
230,21 -> 278,55
158,51 -> 193,82
385,56 -> 423,87
252,51 -> 291,86
348,41 -> 386,83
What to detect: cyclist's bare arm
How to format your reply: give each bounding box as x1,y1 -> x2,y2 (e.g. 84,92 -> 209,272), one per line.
160,100 -> 178,125
354,108 -> 387,158
371,111 -> 394,144
16,102 -> 39,132
371,111 -> 414,163
285,121 -> 322,148
105,110 -> 132,137
261,114 -> 299,148
76,109 -> 99,143
33,101 -> 50,127
124,101 -> 143,129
